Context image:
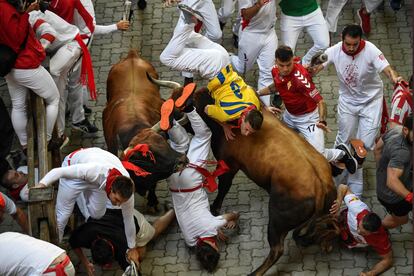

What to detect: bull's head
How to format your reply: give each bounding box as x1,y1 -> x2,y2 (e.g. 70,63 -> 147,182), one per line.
123,128 -> 188,196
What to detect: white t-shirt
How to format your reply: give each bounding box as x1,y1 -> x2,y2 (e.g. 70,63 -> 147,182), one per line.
1,191 -> 16,215
172,188 -> 227,247
39,147 -> 136,249
344,194 -> 369,246
0,232 -> 65,276
239,0 -> 276,33
324,41 -> 390,105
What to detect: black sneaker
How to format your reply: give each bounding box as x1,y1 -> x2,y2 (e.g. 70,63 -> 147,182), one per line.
138,0 -> 147,10
336,143 -> 358,174
72,118 -> 99,134
390,0 -> 402,11
83,105 -> 92,116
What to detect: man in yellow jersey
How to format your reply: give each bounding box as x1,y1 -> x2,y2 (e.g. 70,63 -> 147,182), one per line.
160,4 -> 263,140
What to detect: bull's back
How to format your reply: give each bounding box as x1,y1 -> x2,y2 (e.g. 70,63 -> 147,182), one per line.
104,50 -> 164,152
222,111 -> 333,200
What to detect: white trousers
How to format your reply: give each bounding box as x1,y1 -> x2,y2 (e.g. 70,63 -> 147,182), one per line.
283,108 -> 344,162
55,157 -> 107,241
160,23 -> 229,80
280,7 -> 329,65
5,66 -> 59,146
168,109 -> 212,190
334,96 -> 383,196
177,0 -> 222,42
177,0 -> 222,78
325,0 -> 383,33
66,60 -> 86,125
50,41 -> 82,136
230,28 -> 278,106
218,0 -> 241,35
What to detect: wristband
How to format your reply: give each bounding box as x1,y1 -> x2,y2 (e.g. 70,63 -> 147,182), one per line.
319,120 -> 327,126
404,192 -> 413,203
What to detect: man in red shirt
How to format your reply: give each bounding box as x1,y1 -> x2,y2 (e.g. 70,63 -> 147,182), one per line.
330,184 -> 393,276
257,45 -> 357,174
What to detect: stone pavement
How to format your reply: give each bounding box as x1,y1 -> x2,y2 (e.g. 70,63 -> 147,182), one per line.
0,0 -> 412,275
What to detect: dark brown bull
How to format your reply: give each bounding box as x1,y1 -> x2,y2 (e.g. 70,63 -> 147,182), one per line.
150,77 -> 339,275
103,50 -> 188,210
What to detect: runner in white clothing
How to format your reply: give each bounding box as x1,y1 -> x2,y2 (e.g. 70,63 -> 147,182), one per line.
28,10 -> 92,146
35,147 -> 137,250
230,0 -> 278,106
0,232 -> 75,276
164,0 -> 222,84
313,24 -> 403,196
165,96 -> 239,272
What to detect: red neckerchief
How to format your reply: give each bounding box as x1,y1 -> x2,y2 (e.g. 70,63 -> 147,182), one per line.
237,104 -> 257,127
121,144 -> 154,177
106,168 -> 122,197
187,160 -> 230,192
197,236 -> 217,248
9,182 -> 27,201
342,39 -> 366,58
43,254 -> 71,276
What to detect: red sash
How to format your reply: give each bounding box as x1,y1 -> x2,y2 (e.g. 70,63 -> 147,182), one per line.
74,34 -> 96,100
43,255 -> 70,276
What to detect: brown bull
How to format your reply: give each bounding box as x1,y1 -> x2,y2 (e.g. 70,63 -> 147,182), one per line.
150,77 -> 339,275
103,50 -> 188,209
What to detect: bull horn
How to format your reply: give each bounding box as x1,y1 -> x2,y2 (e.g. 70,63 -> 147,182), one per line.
151,121 -> 161,132
146,72 -> 182,89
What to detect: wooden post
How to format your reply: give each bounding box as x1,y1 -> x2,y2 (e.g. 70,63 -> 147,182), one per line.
26,92 -> 58,244
26,93 -> 35,237
34,95 -> 58,244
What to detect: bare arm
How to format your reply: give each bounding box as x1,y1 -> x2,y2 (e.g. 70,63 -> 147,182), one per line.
257,83 -> 276,97
382,65 -> 402,84
360,251 -> 393,276
11,207 -> 29,234
329,184 -> 351,216
374,137 -> 384,163
316,100 -> 330,132
386,167 -> 411,199
73,248 -> 95,276
241,0 -> 268,21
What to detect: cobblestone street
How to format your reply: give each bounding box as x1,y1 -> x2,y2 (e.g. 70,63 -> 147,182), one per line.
0,0 -> 412,275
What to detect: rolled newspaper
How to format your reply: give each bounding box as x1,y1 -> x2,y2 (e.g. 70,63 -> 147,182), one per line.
123,0 -> 132,21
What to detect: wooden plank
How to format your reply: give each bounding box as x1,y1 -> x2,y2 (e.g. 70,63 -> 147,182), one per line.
27,93 -> 36,237
34,95 -> 58,244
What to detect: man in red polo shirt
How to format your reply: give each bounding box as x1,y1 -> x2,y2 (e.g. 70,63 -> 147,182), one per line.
257,45 -> 358,175
330,184 -> 393,276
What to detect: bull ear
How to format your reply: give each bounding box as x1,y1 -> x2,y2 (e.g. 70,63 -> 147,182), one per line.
146,72 -> 182,89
